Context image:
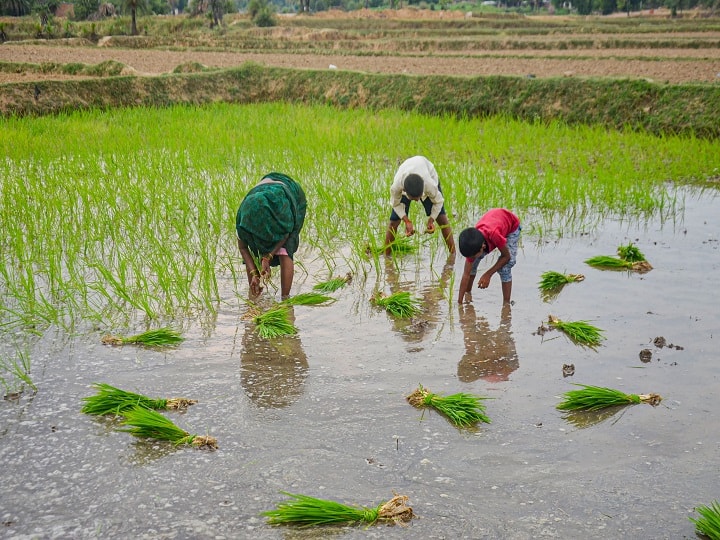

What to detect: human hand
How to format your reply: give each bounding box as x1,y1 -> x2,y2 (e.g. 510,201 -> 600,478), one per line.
425,218 -> 436,234
250,274 -> 263,296
404,219 -> 415,236
477,273 -> 491,289
261,256 -> 272,277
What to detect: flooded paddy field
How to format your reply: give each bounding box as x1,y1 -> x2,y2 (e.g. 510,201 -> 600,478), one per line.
1,186 -> 719,539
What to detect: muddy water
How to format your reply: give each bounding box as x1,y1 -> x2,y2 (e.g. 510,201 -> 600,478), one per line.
1,186 -> 719,539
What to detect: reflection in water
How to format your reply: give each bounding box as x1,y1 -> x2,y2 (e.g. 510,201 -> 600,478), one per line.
561,406 -> 629,429
458,303 -> 519,383
384,258 -> 453,343
240,307 -> 309,409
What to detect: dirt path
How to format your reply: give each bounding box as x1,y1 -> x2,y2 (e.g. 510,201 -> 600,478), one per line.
2,44 -> 720,84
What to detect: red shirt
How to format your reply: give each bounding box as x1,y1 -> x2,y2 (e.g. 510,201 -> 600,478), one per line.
467,209 -> 520,262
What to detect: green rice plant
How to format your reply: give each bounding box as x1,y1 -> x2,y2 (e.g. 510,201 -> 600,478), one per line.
312,273 -> 352,293
538,271 -> 585,291
280,292 -> 336,307
617,242 -> 646,262
367,235 -> 418,257
101,327 -> 184,347
406,384 -> 491,427
81,383 -> 197,416
689,500 -> 720,540
584,255 -> 653,272
120,406 -> 217,449
370,291 -> 422,318
547,315 -> 605,348
252,305 -> 298,338
556,383 -> 662,411
263,491 -> 414,527
584,255 -> 634,269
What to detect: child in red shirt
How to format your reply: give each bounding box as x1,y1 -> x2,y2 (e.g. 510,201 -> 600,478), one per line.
457,209 -> 521,304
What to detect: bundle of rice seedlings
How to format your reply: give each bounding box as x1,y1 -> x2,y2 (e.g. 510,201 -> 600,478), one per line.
689,500 -> 720,540
81,383 -> 197,416
313,273 -> 352,293
556,383 -> 662,411
584,255 -> 634,269
120,406 -> 217,449
281,292 -> 336,306
101,327 -> 184,347
263,491 -> 413,527
406,384 -> 491,427
547,315 -> 605,348
538,271 -> 585,291
253,305 -> 297,338
367,235 -> 418,257
617,242 -> 646,263
370,291 -> 422,318
584,255 -> 653,273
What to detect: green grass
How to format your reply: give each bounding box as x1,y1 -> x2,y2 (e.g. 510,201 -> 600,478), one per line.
0,102 -> 718,333
538,271 -> 585,291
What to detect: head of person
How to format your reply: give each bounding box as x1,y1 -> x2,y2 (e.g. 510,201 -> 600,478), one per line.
458,228 -> 486,258
403,174 -> 424,201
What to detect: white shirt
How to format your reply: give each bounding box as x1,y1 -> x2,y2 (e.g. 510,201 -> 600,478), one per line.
390,156 -> 444,220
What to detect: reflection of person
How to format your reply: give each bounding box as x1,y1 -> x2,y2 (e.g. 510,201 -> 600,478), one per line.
457,303 -> 518,383
385,259 -> 453,343
236,172 -> 307,299
458,208 -> 521,304
240,307 -> 309,409
384,156 -> 455,256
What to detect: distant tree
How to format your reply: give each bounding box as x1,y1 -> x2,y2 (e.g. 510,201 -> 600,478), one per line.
600,0 -> 615,12
121,0 -> 148,34
207,0 -> 224,25
1,0 -> 32,16
33,0 -> 60,26
73,0 -> 100,20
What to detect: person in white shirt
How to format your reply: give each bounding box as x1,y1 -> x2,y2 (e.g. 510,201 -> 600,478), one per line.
384,155 -> 456,257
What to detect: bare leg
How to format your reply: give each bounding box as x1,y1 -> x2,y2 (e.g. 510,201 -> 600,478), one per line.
384,220 -> 400,256
501,281 -> 512,304
436,214 -> 455,254
279,255 -> 294,299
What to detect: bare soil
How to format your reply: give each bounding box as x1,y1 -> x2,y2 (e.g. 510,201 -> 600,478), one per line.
2,42 -> 720,84
2,8 -> 720,85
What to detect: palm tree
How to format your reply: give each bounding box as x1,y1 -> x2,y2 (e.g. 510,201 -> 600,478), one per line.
122,0 -> 147,35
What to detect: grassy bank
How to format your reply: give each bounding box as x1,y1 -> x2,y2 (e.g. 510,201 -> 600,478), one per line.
3,62 -> 720,138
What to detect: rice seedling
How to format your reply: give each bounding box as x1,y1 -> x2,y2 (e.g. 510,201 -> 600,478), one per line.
406,384 -> 491,427
81,383 -> 197,416
584,254 -> 653,272
584,255 -> 635,270
538,271 -> 585,291
689,500 -> 720,540
547,315 -> 605,348
101,327 -> 184,347
252,305 -> 298,338
120,406 -> 217,449
556,384 -> 662,411
312,273 -> 352,293
370,291 -> 422,318
262,491 -> 414,527
280,292 -> 336,307
616,242 -> 646,263
367,235 -> 418,257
